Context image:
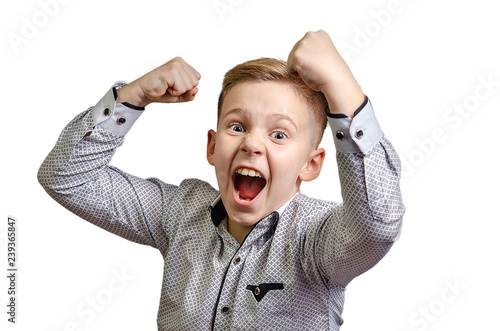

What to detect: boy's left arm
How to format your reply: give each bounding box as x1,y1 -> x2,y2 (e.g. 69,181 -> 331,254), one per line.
289,31 -> 405,286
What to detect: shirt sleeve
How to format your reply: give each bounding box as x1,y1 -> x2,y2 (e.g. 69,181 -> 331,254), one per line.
37,83 -> 175,255
326,96 -> 384,155
93,81 -> 145,135
316,97 -> 405,286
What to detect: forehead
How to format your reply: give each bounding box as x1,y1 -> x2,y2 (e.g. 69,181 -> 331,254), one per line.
220,81 -> 312,125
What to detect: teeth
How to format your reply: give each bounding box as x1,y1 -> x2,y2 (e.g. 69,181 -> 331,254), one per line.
236,168 -> 262,178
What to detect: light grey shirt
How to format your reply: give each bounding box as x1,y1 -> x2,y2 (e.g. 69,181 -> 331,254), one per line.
38,83 -> 405,330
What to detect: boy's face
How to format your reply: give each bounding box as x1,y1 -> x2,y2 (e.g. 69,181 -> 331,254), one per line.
207,81 -> 325,230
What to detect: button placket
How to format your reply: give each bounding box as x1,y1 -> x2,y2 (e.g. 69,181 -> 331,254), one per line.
213,245 -> 247,327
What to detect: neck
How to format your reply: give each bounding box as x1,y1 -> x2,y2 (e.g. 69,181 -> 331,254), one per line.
227,218 -> 253,245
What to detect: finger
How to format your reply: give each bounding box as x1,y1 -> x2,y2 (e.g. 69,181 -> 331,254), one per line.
189,65 -> 202,81
171,87 -> 199,103
178,66 -> 200,95
163,75 -> 197,102
168,73 -> 188,97
186,65 -> 201,87
182,59 -> 201,80
182,87 -> 199,102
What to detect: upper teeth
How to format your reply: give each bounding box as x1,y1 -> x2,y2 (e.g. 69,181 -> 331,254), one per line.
237,168 -> 261,178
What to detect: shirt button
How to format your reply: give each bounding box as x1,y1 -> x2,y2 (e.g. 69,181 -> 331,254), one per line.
117,117 -> 126,125
234,256 -> 241,264
355,129 -> 364,139
103,108 -> 110,116
221,306 -> 230,314
336,130 -> 345,141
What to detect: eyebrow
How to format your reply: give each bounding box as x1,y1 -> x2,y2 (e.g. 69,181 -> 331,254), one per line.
269,113 -> 297,131
222,108 -> 249,121
222,108 -> 298,130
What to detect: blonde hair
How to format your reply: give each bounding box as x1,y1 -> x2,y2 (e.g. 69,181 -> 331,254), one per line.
217,58 -> 328,146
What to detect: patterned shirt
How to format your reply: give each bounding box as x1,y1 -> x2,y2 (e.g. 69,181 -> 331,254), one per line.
38,83 -> 405,330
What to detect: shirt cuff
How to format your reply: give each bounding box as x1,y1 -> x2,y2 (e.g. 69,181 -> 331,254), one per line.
91,81 -> 145,135
326,97 -> 384,154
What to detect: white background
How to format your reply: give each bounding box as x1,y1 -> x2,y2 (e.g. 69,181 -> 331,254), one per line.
1,0 -> 499,330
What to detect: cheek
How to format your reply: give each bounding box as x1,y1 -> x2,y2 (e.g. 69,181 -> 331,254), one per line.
214,156 -> 229,182
213,138 -> 236,182
269,153 -> 302,182
269,147 -> 310,181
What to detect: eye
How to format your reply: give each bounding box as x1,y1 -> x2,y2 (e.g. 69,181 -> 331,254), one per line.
271,130 -> 288,140
229,123 -> 245,133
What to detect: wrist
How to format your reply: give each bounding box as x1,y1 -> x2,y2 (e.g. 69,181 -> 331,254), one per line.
116,83 -> 150,108
323,75 -> 364,118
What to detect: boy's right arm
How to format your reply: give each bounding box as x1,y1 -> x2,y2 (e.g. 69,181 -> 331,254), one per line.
37,57 -> 201,252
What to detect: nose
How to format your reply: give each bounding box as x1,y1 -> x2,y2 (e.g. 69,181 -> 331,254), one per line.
240,132 -> 264,156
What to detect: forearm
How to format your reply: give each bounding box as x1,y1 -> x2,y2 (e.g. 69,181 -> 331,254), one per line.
323,74 -> 365,118
37,85 -> 168,249
321,52 -> 365,118
336,136 -> 404,242
318,99 -> 405,285
116,80 -> 149,107
38,84 -> 141,189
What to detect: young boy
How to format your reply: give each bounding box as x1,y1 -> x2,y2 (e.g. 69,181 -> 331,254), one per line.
38,30 -> 404,330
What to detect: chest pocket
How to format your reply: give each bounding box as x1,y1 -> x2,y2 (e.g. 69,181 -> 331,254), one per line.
245,283 -> 284,302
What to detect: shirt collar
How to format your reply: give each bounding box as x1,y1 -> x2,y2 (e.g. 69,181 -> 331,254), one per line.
209,196 -> 226,227
209,191 -> 299,227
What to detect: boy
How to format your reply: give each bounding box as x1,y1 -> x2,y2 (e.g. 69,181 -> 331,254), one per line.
38,30 -> 404,330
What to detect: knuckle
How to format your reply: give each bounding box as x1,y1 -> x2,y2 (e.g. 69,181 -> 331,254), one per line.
169,57 -> 185,69
297,37 -> 308,49
292,48 -> 304,62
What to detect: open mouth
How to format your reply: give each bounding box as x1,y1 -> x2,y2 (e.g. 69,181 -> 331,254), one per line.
233,167 -> 267,202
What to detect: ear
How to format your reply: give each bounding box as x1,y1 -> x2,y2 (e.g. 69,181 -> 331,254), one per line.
206,129 -> 217,166
299,147 -> 326,182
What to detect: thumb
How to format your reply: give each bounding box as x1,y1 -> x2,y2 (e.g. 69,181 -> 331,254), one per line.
176,87 -> 199,103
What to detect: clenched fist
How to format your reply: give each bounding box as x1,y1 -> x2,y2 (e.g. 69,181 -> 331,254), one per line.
287,30 -> 364,118
117,57 -> 201,107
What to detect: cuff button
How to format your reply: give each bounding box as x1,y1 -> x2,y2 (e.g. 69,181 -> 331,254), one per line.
336,131 -> 345,141
355,129 -> 364,139
103,108 -> 110,116
117,117 -> 126,125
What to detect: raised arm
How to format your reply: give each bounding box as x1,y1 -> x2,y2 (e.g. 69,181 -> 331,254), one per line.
288,30 -> 405,285
38,57 -> 201,253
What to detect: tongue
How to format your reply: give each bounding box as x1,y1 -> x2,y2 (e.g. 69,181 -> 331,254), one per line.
237,175 -> 266,200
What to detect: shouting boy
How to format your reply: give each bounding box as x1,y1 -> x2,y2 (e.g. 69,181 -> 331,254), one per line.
38,30 -> 404,330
